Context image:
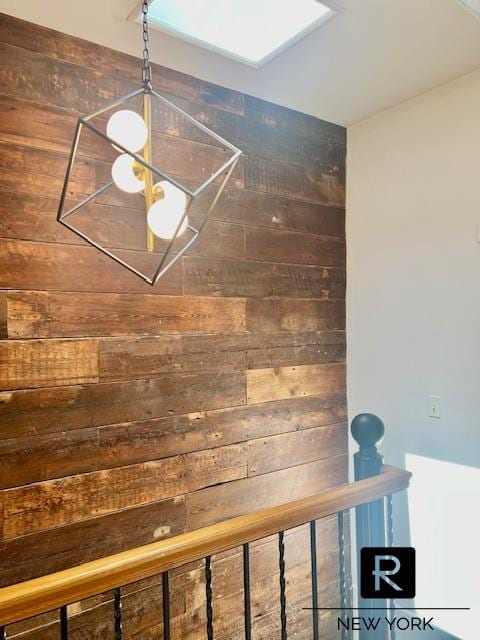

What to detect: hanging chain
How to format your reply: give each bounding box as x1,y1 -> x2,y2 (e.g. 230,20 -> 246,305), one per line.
142,0 -> 152,89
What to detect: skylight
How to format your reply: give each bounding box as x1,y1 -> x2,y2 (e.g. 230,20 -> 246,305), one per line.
142,0 -> 336,68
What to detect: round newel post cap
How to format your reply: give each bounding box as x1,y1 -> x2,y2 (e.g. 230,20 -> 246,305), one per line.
351,413 -> 385,449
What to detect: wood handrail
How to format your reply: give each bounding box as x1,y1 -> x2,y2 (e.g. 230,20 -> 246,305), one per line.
0,464 -> 411,626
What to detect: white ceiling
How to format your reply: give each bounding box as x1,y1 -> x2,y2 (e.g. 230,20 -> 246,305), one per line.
1,0 -> 480,125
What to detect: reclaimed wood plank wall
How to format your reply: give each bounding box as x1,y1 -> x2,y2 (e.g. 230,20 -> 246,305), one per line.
0,13 -> 347,639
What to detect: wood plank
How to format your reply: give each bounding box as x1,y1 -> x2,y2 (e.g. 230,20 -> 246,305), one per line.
0,497 -> 186,586
0,118 -> 241,207
245,226 -> 345,267
242,94 -> 346,176
195,187 -> 345,236
152,95 -> 345,181
245,341 -> 345,370
247,423 -> 348,476
0,239 -> 182,295
149,132 -> 244,191
6,291 -> 247,338
0,41 -> 138,135
96,396 -> 347,471
0,192 -> 75,244
0,42 -> 344,172
0,429 -> 99,490
0,94 -> 79,156
0,192 -> 245,259
0,91 -> 241,159
0,134 -> 243,203
246,155 -> 345,207
97,331 -> 345,382
0,40 -> 128,117
0,138 -> 240,222
0,338 -> 99,390
184,256 -> 346,299
246,298 -> 345,332
186,455 -> 348,529
2,444 -> 247,539
245,95 -> 346,149
148,94 -> 346,179
0,396 -> 347,488
0,14 -> 245,115
246,363 -> 346,404
98,335 -> 245,381
0,183 -> 246,260
0,142 -> 93,201
0,292 -> 6,339
0,371 -> 246,440
0,123 -> 344,239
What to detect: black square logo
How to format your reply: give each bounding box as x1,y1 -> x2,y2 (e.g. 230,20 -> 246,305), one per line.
361,547 -> 415,599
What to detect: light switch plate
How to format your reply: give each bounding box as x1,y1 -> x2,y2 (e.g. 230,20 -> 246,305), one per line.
428,395 -> 441,419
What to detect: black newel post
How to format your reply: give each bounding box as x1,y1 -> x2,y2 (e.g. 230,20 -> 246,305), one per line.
351,413 -> 388,640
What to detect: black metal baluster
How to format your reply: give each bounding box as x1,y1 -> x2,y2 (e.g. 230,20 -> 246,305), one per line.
162,571 -> 171,640
337,510 -> 349,640
114,587 -> 122,640
243,543 -> 252,640
310,520 -> 320,640
60,605 -> 68,640
278,531 -> 287,640
387,495 -> 396,640
0,626 -> 6,639
205,556 -> 214,640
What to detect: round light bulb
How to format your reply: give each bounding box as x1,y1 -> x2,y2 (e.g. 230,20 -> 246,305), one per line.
111,154 -> 144,193
147,181 -> 189,240
106,110 -> 148,153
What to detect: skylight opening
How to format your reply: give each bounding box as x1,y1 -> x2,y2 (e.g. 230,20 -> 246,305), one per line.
136,0 -> 337,68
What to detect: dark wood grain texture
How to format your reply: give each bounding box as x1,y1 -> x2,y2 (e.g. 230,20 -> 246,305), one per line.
0,372 -> 247,440
0,12 -> 346,638
0,498 -> 186,587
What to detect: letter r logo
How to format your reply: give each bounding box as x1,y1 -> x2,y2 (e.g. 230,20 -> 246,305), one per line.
373,555 -> 402,592
361,547 -> 415,599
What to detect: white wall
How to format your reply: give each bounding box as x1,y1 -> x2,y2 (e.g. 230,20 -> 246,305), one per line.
347,69 -> 480,639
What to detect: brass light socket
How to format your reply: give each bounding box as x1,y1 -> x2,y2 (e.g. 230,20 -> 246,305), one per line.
131,161 -> 164,202
132,160 -> 146,181
152,183 -> 165,202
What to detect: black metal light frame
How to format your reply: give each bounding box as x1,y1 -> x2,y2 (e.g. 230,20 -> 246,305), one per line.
57,3 -> 242,285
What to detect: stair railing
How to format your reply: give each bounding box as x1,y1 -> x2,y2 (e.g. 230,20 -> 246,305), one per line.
0,414 -> 411,639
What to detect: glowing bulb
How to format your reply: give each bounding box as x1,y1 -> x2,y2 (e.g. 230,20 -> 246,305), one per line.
106,110 -> 148,153
111,154 -> 144,193
147,181 -> 189,240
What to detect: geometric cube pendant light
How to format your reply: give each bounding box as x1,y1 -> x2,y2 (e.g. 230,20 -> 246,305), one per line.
57,1 -> 242,285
